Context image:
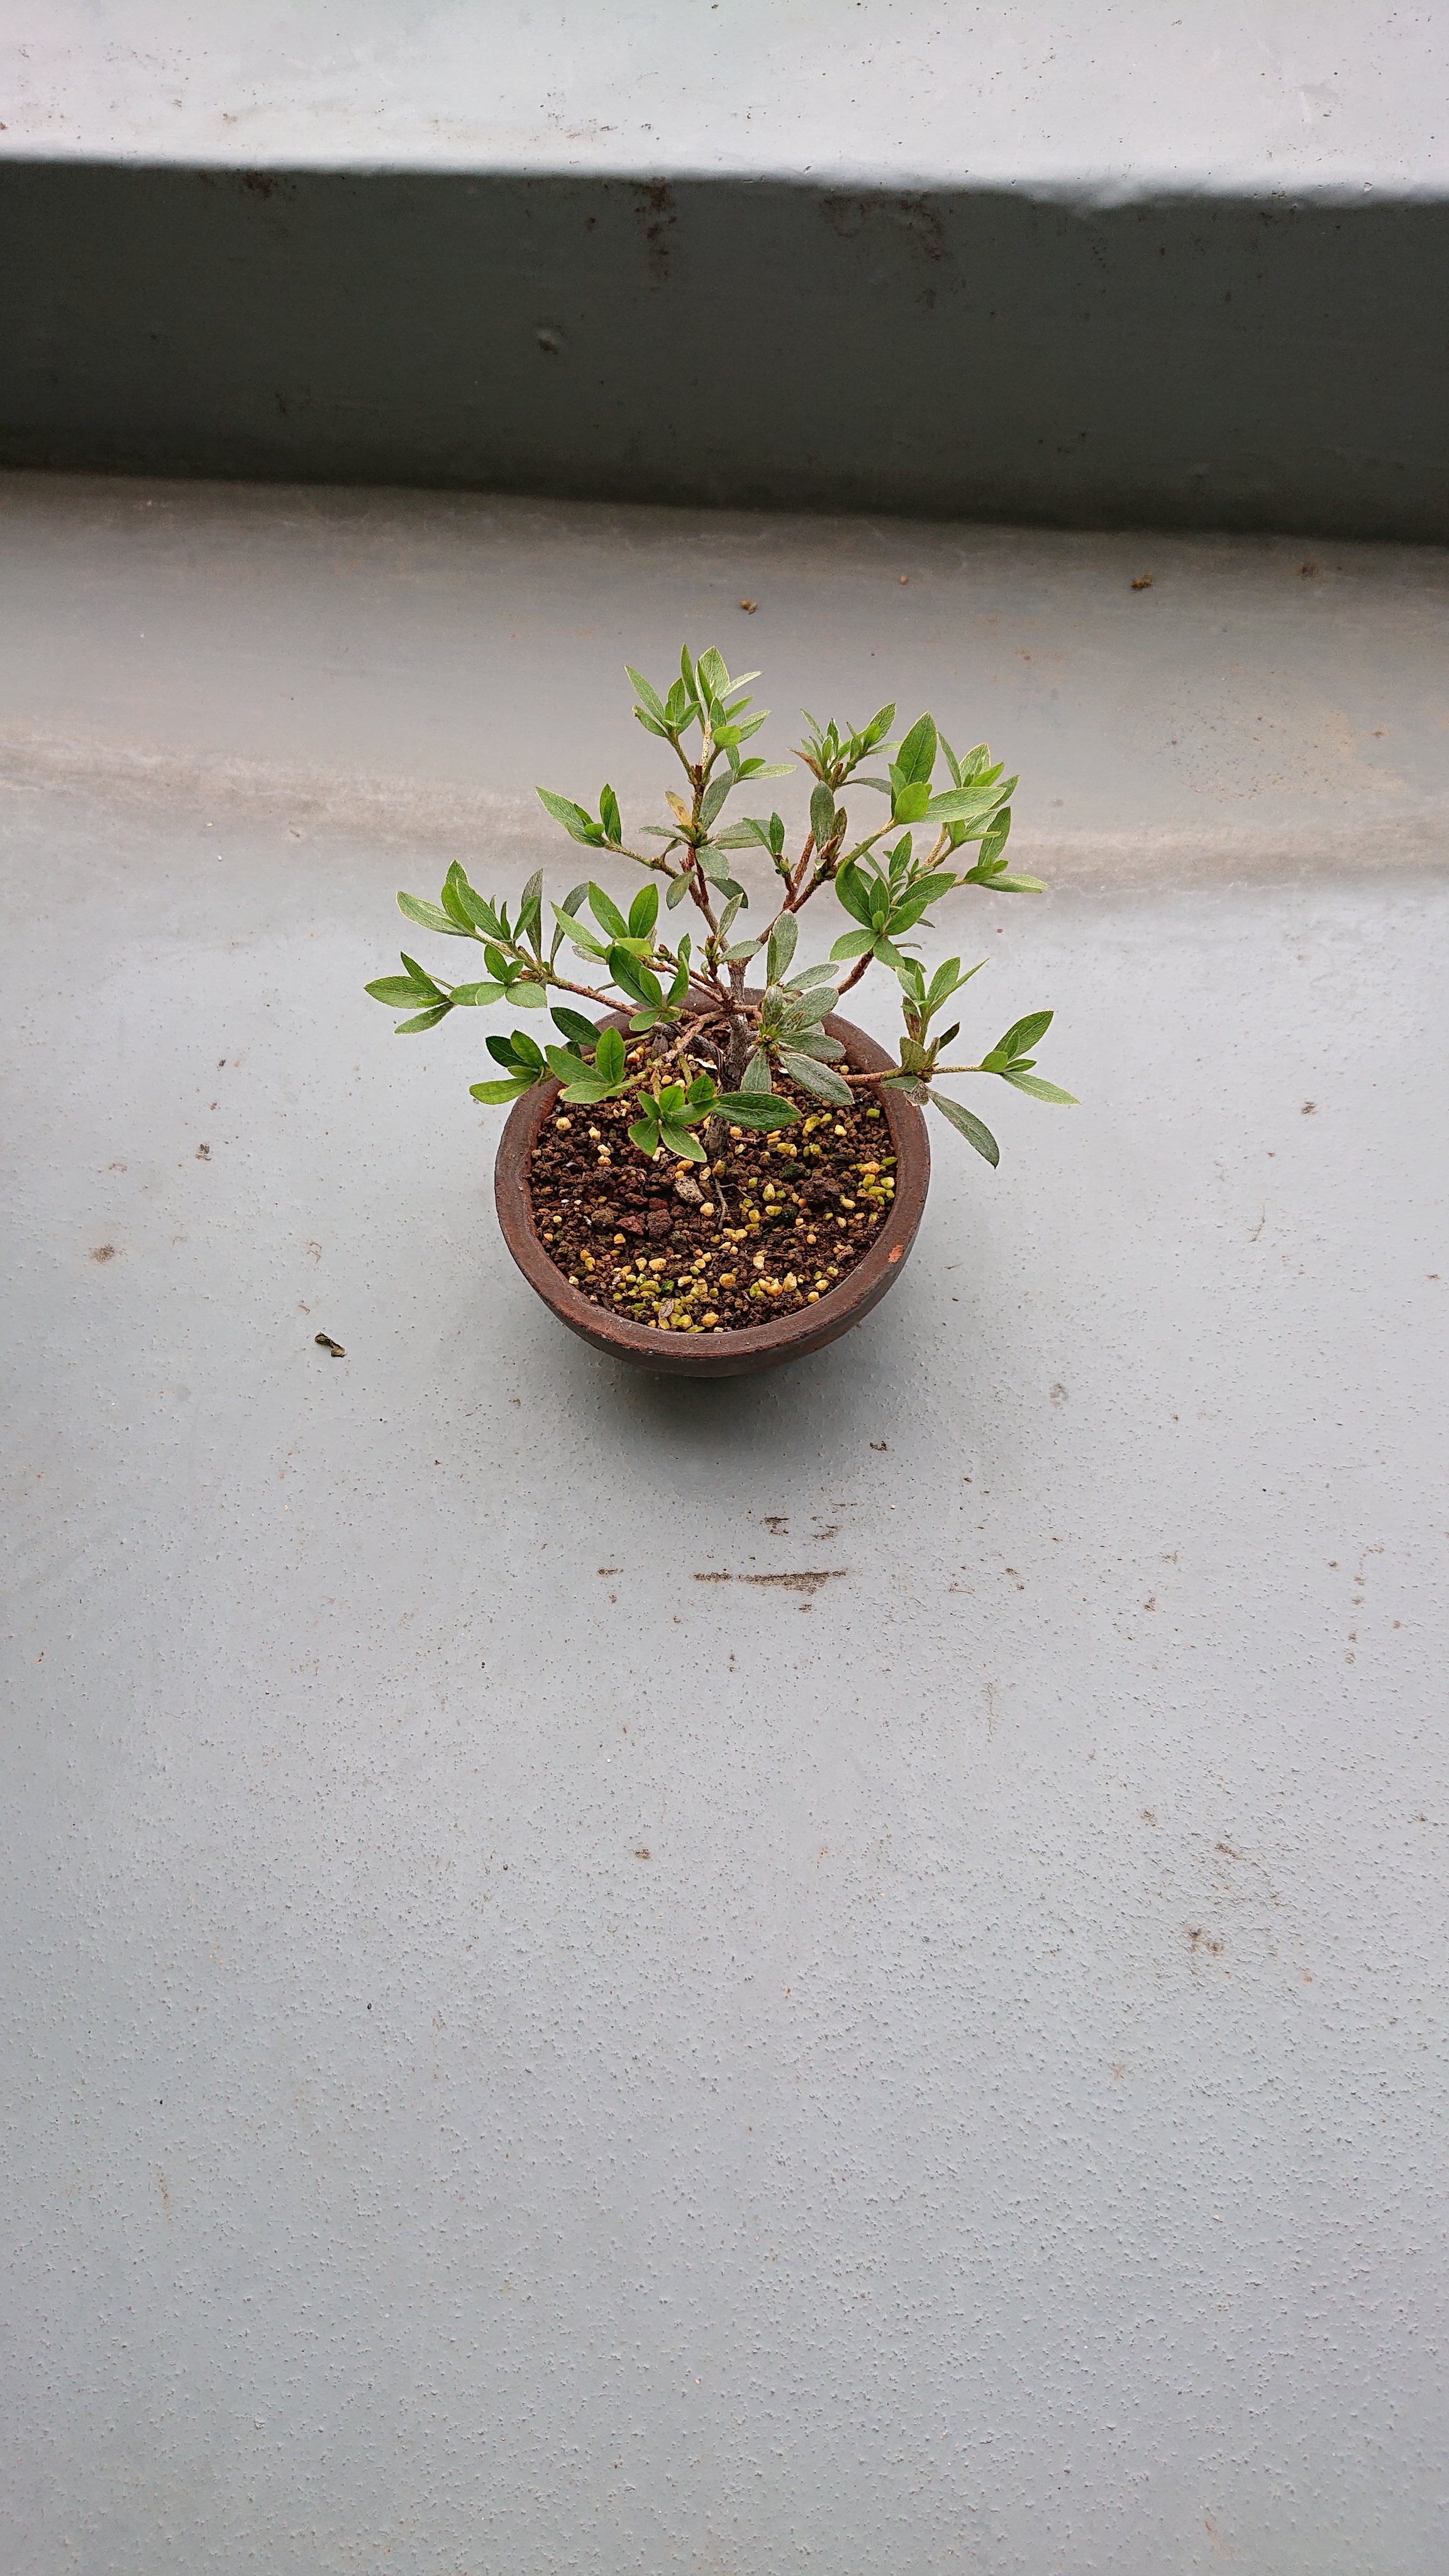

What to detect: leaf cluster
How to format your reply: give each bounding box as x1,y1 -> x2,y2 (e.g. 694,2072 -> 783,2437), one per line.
365,647 -> 1079,1184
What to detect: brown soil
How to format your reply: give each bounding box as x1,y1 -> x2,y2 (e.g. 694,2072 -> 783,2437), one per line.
525,1069 -> 897,1335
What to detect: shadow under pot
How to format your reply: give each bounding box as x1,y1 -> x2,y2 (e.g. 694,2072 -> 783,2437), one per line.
494,1008 -> 930,1378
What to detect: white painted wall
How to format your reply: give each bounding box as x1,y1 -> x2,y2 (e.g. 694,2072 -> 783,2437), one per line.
3,1 -> 1445,196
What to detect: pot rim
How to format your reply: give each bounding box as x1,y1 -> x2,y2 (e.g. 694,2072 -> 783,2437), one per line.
494,1006 -> 930,1376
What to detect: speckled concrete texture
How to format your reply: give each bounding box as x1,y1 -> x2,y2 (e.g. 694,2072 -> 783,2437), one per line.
3,480 -> 1447,2574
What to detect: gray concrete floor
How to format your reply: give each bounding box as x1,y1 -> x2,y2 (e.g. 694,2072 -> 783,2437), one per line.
3,477 -> 1447,2575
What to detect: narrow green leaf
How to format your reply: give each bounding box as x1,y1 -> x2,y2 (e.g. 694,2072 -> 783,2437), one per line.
923,777 -> 1017,825
470,1075 -> 536,1103
714,1092 -> 801,1130
765,913 -> 799,983
1000,1069 -> 1078,1104
365,974 -> 436,1007
550,1005 -> 598,1046
997,1011 -> 1053,1060
628,882 -> 659,941
930,1092 -> 1001,1162
661,1124 -> 708,1163
779,1051 -> 853,1104
397,952 -> 444,997
536,787 -> 605,845
587,882 -> 629,940
440,866 -> 475,929
829,927 -> 877,962
741,1048 -> 773,1094
394,1004 -> 452,1032
895,713 -> 938,786
599,784 -> 622,845
833,862 -> 877,928
397,892 -> 474,938
448,980 -> 506,1007
595,1026 -> 626,1085
626,665 -> 667,723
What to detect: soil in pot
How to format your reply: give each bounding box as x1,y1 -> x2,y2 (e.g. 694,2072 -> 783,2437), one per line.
526,1067 -> 899,1338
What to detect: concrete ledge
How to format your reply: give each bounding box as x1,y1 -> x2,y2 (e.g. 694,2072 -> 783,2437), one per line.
4,163 -> 1448,538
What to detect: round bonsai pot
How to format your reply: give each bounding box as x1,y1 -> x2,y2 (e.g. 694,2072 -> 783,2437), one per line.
494,1008 -> 930,1378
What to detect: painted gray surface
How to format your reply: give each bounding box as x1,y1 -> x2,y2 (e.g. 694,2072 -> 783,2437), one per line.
4,6 -> 1448,536
4,472 -> 1448,883
3,477 -> 1448,2574
6,160 -> 1448,538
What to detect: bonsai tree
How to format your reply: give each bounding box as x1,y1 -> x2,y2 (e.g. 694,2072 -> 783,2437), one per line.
367,646 -> 1075,1182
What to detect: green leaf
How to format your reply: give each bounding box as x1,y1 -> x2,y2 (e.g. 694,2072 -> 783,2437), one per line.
829,927 -> 877,962
894,713 -> 938,786
739,762 -> 795,779
697,645 -> 730,699
560,1076 -> 616,1104
365,974 -> 436,1007
974,806 -> 1011,871
448,980 -> 507,1007
892,780 -> 932,824
923,776 -> 1017,825
1000,1069 -> 1079,1104
587,882 -> 630,940
448,874 -> 501,935
609,947 -> 661,1006
779,1051 -> 853,1104
741,1048 -> 773,1094
833,861 -> 877,928
599,783 -> 622,845
628,882 -> 659,941
889,871 -> 957,931
765,913 -> 798,983
536,787 -> 605,846
996,1011 -> 1053,1060
628,1114 -> 662,1156
809,780 -> 838,848
685,1071 -> 717,1109
930,1092 -> 1000,1163
626,665 -> 667,724
510,982 -> 547,1009
665,869 -> 693,908
545,1044 -> 588,1083
394,1004 -> 452,1032
781,1028 -> 845,1060
550,1005 -> 598,1046
982,872 -> 1046,894
440,865 -> 475,930
714,1092 -> 801,1130
470,1074 -> 536,1104
699,775 -> 732,830
595,1026 -> 626,1086
397,891 -> 474,938
489,1030 -> 545,1072
786,960 -> 840,991
661,1123 -> 708,1163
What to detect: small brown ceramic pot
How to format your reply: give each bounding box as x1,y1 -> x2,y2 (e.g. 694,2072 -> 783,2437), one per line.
494,1009 -> 930,1377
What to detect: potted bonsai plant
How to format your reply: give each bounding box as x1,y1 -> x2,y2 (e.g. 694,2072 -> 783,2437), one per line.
367,648 -> 1074,1376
